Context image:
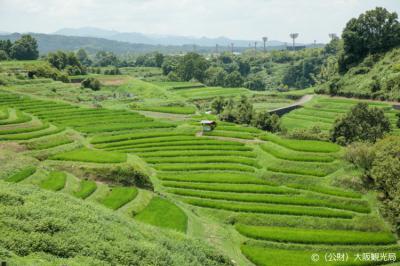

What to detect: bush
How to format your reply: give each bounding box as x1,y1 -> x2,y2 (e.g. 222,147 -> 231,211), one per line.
371,136 -> 400,234
251,112 -> 281,133
81,77 -> 101,91
330,103 -> 391,145
27,63 -> 69,83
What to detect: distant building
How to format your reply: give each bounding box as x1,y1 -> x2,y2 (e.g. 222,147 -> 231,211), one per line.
200,120 -> 217,132
286,46 -> 306,51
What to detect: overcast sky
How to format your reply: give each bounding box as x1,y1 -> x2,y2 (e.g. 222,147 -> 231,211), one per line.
1,0 -> 400,43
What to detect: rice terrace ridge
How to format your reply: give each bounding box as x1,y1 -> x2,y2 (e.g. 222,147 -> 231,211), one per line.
0,0 -> 400,265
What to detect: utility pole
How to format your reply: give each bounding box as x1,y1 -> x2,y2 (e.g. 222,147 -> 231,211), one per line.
262,37 -> 268,53
289,33 -> 299,51
231,43 -> 234,53
254,41 -> 257,57
215,44 -> 219,54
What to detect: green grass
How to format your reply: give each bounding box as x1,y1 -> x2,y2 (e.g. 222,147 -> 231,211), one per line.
25,136 -> 74,150
154,163 -> 256,172
170,188 -> 369,213
261,142 -> 335,163
114,144 -> 252,153
50,148 -> 127,163
0,126 -> 64,140
0,123 -> 49,135
236,224 -> 397,245
287,184 -> 362,199
135,196 -> 187,232
240,244 -> 399,266
261,133 -> 340,153
99,187 -> 138,210
266,159 -> 339,177
0,110 -> 32,125
183,198 -> 354,219
138,150 -> 256,158
75,121 -> 174,134
74,180 -> 97,199
204,130 -> 255,139
39,171 -> 67,191
5,166 -> 36,183
133,105 -> 196,114
157,172 -> 268,184
145,156 -> 260,167
92,132 -> 194,145
163,181 -> 296,194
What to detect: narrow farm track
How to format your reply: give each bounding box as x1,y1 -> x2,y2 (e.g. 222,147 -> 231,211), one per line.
0,88 -> 399,266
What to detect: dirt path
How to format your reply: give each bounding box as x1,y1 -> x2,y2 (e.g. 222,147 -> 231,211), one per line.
269,94 -> 314,115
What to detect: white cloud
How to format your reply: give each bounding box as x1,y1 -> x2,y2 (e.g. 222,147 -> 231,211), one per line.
0,0 -> 399,42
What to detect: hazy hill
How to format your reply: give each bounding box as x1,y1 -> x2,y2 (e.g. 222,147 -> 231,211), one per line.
54,27 -> 286,47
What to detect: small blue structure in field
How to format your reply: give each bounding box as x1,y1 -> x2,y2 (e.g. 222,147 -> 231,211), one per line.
200,120 -> 217,132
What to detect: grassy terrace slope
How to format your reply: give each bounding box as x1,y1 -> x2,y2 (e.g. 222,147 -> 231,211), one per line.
0,65 -> 399,265
282,95 -> 400,135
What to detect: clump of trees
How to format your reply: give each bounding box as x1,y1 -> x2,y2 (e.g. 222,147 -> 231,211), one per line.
0,35 -> 39,60
47,51 -> 86,75
330,103 -> 391,145
339,7 -> 400,72
81,77 -> 101,91
211,96 -> 281,132
27,63 -> 69,82
345,137 -> 400,234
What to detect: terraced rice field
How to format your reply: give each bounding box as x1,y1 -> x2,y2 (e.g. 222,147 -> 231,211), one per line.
0,84 -> 399,266
135,196 -> 188,232
282,95 -> 400,135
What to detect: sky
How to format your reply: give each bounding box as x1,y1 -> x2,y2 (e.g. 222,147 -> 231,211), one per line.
1,0 -> 400,43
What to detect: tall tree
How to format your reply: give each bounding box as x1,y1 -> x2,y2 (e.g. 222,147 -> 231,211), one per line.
10,35 -> 39,60
340,7 -> 400,71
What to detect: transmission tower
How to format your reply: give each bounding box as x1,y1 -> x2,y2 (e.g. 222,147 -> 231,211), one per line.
289,33 -> 299,50
262,36 -> 268,53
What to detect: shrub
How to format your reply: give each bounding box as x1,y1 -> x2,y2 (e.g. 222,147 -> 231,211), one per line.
251,112 -> 281,132
81,77 -> 101,91
330,103 -> 391,145
82,165 -> 153,190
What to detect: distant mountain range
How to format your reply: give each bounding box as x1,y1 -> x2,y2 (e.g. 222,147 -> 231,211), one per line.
0,28 -> 323,55
54,27 -> 288,47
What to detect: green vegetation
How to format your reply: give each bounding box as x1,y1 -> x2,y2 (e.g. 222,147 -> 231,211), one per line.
135,196 -> 187,232
99,187 -> 138,210
50,148 -> 127,163
0,182 -> 233,265
1,7 -> 400,264
261,133 -> 340,153
331,103 -> 391,145
5,166 -> 36,183
236,224 -> 396,245
39,171 -> 67,191
73,180 -> 97,199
